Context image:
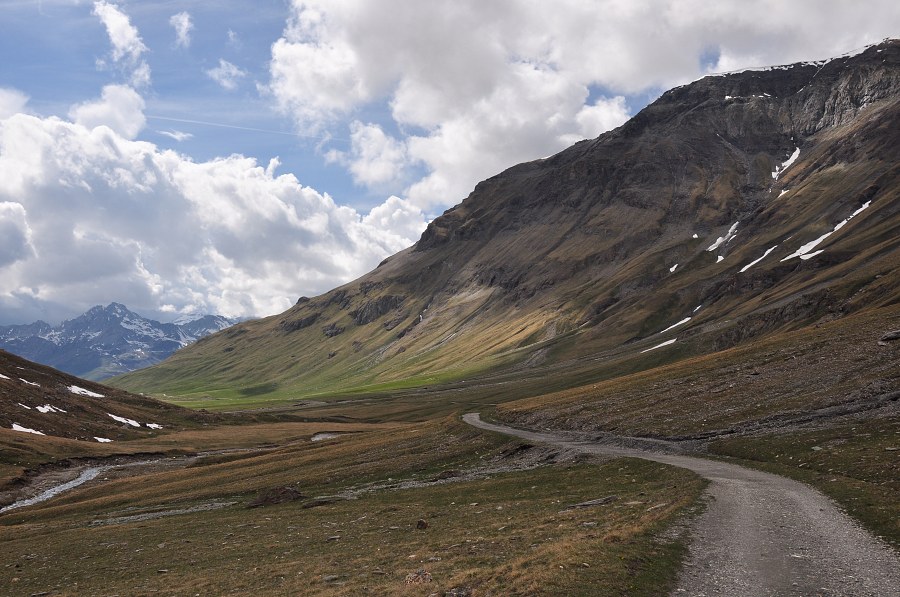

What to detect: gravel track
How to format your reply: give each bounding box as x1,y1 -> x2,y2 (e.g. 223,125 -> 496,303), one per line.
463,413 -> 900,597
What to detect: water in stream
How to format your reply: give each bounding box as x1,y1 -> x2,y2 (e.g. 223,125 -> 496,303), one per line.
0,466 -> 111,513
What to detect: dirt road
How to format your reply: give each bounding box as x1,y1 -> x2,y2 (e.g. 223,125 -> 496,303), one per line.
463,413 -> 900,597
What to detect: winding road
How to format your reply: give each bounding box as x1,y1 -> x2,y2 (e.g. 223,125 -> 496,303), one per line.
463,413 -> 900,597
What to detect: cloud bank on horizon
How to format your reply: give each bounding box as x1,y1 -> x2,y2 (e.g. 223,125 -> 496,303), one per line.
0,0 -> 898,324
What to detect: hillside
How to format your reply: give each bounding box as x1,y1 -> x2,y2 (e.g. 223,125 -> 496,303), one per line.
0,303 -> 235,381
0,349 -> 198,444
114,40 -> 900,405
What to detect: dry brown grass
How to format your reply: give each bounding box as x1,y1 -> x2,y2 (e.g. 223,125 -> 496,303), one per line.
0,449 -> 703,596
0,421 -> 403,490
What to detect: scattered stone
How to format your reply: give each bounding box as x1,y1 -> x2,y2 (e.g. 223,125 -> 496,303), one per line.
247,486 -> 306,508
879,330 -> 900,342
416,519 -> 429,530
372,569 -> 388,575
445,588 -> 472,597
322,574 -> 340,582
646,502 -> 668,511
322,323 -> 345,337
157,569 -> 169,574
499,443 -> 534,459
405,569 -> 433,584
326,535 -> 341,542
885,447 -> 898,452
564,495 -> 617,510
432,469 -> 462,481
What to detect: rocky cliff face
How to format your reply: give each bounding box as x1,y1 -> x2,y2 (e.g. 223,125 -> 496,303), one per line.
115,40 -> 900,400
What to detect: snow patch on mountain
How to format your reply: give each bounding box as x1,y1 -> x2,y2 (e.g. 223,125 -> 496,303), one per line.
773,147 -> 800,180
12,423 -> 44,435
36,404 -> 66,414
707,222 -> 739,252
781,201 -> 871,261
69,385 -> 105,398
108,413 -> 141,428
740,245 -> 779,273
659,317 -> 691,334
641,338 -> 677,353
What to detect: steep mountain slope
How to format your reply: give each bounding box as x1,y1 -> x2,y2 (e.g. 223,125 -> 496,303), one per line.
0,303 -> 235,381
114,40 -> 900,403
0,349 -> 197,443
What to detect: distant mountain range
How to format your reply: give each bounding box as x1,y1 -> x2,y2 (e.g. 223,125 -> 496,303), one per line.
0,303 -> 237,381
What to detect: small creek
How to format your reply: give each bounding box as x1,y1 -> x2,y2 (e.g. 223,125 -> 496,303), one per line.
0,449 -> 267,515
310,432 -> 341,442
0,465 -> 110,513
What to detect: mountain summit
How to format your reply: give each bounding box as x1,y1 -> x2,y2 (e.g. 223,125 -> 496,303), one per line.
0,303 -> 236,381
115,40 -> 900,401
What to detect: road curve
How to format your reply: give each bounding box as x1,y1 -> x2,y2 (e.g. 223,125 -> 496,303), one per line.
463,413 -> 900,597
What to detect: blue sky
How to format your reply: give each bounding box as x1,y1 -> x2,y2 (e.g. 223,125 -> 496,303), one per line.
0,1 -> 364,205
0,1 -> 898,325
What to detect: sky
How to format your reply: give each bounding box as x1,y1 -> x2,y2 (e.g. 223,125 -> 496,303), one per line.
0,1 -> 898,325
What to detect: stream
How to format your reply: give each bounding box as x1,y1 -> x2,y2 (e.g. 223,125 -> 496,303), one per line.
0,465 -> 111,513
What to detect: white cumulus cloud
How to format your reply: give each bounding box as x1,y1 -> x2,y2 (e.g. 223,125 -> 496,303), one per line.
267,0 -> 900,209
159,130 -> 193,142
0,202 -> 35,268
68,84 -> 146,140
0,88 -> 29,119
326,121 -> 409,189
93,1 -> 151,87
206,59 -> 248,91
169,11 -> 193,48
0,110 -> 427,323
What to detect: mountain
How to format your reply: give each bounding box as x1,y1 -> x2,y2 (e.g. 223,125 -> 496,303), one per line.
0,349 -> 198,445
113,40 -> 900,403
0,303 -> 236,381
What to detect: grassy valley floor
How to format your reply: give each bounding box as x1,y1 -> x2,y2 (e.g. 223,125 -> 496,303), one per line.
1,418 -> 704,596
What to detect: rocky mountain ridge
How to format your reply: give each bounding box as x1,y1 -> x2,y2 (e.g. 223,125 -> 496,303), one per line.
0,303 -> 236,381
114,40 -> 900,402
